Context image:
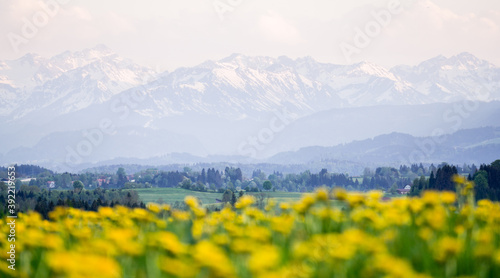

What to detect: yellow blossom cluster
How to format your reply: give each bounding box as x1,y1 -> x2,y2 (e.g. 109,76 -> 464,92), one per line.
1,180 -> 500,277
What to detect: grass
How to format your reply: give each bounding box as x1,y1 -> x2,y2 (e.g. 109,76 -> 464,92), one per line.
134,188 -> 221,205
247,191 -> 304,204
134,188 -> 304,206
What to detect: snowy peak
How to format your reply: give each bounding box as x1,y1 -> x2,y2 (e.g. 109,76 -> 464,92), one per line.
449,52 -> 494,68
0,45 -> 158,119
400,52 -> 495,74
17,53 -> 46,66
1,47 -> 499,122
218,53 -> 277,70
389,53 -> 500,101
49,44 -> 118,72
347,61 -> 396,79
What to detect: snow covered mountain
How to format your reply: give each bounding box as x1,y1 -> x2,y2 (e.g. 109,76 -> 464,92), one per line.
125,51 -> 499,120
391,52 -> 500,102
0,45 -> 157,119
1,46 -> 500,169
1,47 -> 499,122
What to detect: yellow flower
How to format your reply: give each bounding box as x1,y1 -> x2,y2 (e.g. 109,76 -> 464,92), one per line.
247,225 -> 271,242
48,206 -> 68,220
193,241 -> 234,277
235,195 -> 256,209
248,245 -> 280,273
159,257 -> 198,278
155,231 -> 187,255
368,190 -> 384,201
332,187 -> 347,200
315,188 -> 329,202
98,206 -> 115,218
434,236 -> 463,262
42,234 -> 64,250
293,194 -> 316,213
161,204 -> 171,211
192,207 -> 207,218
184,196 -> 199,209
280,202 -> 291,210
106,228 -> 137,243
147,203 -> 161,213
47,251 -> 121,278
418,227 -> 434,241
409,199 -> 424,214
23,229 -> 44,247
192,219 -> 204,239
381,229 -> 398,242
452,175 -> 467,184
440,191 -> 456,204
373,253 -> 420,278
77,239 -> 117,256
420,207 -> 446,230
477,199 -> 493,208
422,191 -> 441,206
172,210 -> 190,221
231,238 -> 256,253
271,215 -> 295,235
130,208 -> 151,221
211,234 -> 230,246
346,193 -> 365,208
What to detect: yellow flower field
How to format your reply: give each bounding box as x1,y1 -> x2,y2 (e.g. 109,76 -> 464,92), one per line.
2,177 -> 500,278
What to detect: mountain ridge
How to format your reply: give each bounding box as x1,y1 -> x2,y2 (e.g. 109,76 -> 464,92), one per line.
1,46 -> 499,122
1,46 -> 499,168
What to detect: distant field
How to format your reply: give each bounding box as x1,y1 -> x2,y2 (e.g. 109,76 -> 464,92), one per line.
247,191 -> 304,204
134,188 -> 304,206
134,188 -> 221,205
133,188 -> 403,207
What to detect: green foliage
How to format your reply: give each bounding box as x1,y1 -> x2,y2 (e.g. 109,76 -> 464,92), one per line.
0,188 -> 145,219
222,189 -> 233,204
389,183 -> 398,194
73,180 -> 84,192
263,180 -> 273,191
116,167 -> 127,188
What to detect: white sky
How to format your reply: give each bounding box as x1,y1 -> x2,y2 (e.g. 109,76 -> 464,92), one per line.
1,0 -> 499,71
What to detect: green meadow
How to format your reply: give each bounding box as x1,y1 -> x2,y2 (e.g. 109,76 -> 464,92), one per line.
134,187 -> 304,206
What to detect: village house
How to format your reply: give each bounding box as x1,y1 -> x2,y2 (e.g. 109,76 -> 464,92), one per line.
396,184 -> 411,195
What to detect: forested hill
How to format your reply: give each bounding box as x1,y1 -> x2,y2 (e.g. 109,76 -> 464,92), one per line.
268,126 -> 500,165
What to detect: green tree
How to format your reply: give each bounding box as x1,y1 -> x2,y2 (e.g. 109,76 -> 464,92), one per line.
116,168 -> 127,188
231,191 -> 237,207
73,180 -> 84,193
389,183 -> 398,194
222,189 -> 233,204
179,178 -> 192,189
15,179 -> 23,190
263,180 -> 273,191
474,170 -> 489,200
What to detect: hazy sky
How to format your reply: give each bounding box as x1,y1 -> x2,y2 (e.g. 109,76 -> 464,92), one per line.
1,0 -> 499,71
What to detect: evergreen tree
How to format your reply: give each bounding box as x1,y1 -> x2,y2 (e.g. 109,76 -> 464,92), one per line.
116,168 -> 127,188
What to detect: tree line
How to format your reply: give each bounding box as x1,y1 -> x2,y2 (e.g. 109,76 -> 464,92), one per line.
0,183 -> 145,219
409,160 -> 500,201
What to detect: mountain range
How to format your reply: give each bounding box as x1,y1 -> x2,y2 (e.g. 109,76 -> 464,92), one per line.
1,45 -> 499,171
